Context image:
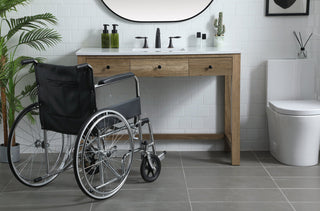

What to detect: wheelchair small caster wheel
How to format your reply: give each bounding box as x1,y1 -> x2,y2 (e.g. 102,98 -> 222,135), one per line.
140,154 -> 161,182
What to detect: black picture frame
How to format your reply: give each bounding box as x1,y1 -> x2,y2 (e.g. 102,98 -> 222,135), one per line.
266,0 -> 310,16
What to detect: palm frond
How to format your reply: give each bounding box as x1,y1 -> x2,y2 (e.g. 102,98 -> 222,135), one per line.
19,28 -> 62,51
1,56 -> 32,85
0,0 -> 30,18
20,82 -> 37,100
6,13 -> 58,40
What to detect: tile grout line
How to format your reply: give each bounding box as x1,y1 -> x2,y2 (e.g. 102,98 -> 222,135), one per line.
179,152 -> 193,211
89,202 -> 93,211
253,152 -> 297,211
1,176 -> 15,192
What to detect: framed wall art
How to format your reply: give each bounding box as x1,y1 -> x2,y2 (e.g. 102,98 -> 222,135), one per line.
266,0 -> 310,16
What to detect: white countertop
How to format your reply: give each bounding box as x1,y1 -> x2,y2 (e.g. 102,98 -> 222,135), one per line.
76,47 -> 241,56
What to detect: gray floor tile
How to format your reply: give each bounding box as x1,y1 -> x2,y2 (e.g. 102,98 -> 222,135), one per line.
181,151 -> 260,166
0,204 -> 91,211
124,167 -> 186,189
102,189 -> 189,203
189,188 -> 286,202
186,176 -> 276,189
192,202 -> 294,211
131,151 -> 181,168
3,169 -> 79,192
184,166 -> 269,177
266,166 -> 320,177
0,163 -> 12,191
1,151 -> 320,210
255,152 -> 320,167
275,178 -> 320,188
0,190 -> 92,206
283,189 -> 320,202
92,202 -> 191,211
259,157 -> 285,167
292,202 -> 320,211
253,151 -> 273,158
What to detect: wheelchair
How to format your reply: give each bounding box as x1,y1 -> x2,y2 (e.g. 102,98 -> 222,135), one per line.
7,59 -> 166,200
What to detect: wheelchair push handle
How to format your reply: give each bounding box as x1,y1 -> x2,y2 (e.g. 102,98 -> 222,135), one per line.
21,59 -> 38,66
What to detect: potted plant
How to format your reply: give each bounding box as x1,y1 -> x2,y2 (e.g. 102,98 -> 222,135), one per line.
213,12 -> 226,49
0,0 -> 61,162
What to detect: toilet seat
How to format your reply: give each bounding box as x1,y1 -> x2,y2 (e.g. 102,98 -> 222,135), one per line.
269,100 -> 320,116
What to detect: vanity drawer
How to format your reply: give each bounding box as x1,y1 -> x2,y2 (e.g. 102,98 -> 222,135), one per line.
130,59 -> 188,77
86,58 -> 130,77
189,57 -> 233,76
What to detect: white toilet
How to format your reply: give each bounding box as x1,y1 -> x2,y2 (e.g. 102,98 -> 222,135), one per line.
267,59 -> 320,166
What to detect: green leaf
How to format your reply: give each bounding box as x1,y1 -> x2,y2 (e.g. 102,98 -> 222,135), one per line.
19,28 -> 61,51
0,0 -> 30,18
6,13 -> 58,40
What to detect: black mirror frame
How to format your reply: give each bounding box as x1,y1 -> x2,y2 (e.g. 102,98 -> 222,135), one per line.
100,0 -> 214,23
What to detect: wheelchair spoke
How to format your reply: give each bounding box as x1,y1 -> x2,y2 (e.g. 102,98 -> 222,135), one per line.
103,160 -> 122,178
95,177 -> 119,190
83,160 -> 103,171
8,104 -> 72,187
99,160 -> 104,186
74,111 -> 134,199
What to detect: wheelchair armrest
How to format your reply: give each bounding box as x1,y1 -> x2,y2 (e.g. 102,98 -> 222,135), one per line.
21,59 -> 38,66
98,72 -> 135,85
76,63 -> 92,69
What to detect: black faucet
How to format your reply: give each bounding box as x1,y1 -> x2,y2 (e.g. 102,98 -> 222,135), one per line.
168,36 -> 181,48
155,28 -> 161,48
135,36 -> 148,48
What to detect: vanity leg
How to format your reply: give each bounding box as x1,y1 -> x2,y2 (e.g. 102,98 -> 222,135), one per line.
224,76 -> 231,152
231,54 -> 241,166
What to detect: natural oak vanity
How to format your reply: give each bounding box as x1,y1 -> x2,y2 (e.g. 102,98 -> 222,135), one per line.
77,48 -> 241,165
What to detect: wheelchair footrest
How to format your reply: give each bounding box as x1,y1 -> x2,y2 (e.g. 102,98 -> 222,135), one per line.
157,151 -> 167,161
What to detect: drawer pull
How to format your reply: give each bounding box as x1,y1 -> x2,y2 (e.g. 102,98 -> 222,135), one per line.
106,65 -> 110,69
157,65 -> 162,69
208,65 -> 213,69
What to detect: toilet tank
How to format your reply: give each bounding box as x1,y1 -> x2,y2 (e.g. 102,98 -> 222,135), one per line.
267,59 -> 315,102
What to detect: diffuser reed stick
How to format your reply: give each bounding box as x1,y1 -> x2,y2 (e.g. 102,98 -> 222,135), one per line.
293,31 -> 313,58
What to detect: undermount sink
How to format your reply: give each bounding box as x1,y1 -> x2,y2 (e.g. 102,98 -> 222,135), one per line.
132,48 -> 186,53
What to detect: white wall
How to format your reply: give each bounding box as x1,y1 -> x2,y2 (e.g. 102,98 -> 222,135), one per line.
7,0 -> 320,151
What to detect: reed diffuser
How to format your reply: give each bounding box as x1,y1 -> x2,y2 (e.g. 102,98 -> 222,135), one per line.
293,31 -> 313,59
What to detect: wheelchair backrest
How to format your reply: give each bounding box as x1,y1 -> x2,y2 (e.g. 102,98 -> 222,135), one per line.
35,63 -> 96,135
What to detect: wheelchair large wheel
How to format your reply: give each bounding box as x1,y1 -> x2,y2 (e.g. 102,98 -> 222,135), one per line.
74,109 -> 134,200
8,103 -> 73,187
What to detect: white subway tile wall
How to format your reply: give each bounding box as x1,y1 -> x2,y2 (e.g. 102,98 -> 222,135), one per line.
5,0 -> 320,151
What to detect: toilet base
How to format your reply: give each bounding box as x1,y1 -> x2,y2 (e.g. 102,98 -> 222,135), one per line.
267,106 -> 320,166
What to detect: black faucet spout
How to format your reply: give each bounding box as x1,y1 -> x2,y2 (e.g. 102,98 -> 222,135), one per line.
155,28 -> 161,48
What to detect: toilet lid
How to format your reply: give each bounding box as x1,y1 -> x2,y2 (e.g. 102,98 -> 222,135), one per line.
269,100 -> 320,116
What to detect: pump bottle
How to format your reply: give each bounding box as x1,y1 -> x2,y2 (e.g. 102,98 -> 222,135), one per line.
111,24 -> 119,48
101,24 -> 110,48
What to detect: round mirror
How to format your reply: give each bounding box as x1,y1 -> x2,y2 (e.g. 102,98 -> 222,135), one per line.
101,0 -> 214,22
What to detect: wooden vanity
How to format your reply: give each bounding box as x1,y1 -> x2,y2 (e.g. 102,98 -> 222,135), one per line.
77,48 -> 241,165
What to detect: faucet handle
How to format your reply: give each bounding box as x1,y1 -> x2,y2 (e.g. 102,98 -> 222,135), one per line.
168,36 -> 181,48
135,36 -> 148,48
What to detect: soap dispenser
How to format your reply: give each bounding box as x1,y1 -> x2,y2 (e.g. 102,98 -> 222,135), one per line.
111,24 -> 119,48
101,24 -> 110,48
